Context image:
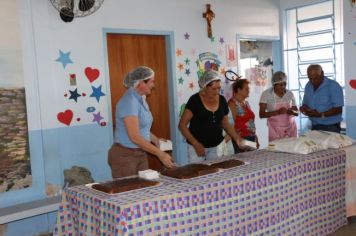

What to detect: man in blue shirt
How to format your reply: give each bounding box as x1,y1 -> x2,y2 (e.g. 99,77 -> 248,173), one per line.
300,64 -> 344,133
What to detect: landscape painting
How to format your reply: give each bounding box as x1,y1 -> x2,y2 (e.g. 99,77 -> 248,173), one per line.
0,0 -> 32,193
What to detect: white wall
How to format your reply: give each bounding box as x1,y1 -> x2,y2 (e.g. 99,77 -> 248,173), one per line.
22,0 -> 279,153
0,0 -> 281,209
24,0 -> 279,130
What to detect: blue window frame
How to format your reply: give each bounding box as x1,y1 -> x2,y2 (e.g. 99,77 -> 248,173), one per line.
283,0 -> 344,133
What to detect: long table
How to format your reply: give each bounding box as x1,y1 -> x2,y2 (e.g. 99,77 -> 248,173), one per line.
54,149 -> 347,235
344,145 -> 356,217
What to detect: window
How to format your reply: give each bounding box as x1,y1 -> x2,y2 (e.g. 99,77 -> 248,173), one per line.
283,0 -> 344,133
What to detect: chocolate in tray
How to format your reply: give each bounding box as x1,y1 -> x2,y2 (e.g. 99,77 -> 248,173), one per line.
91,177 -> 160,194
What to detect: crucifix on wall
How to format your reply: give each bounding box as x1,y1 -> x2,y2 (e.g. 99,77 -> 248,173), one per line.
203,4 -> 215,38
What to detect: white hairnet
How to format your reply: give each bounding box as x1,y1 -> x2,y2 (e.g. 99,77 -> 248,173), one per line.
198,70 -> 221,88
123,66 -> 154,88
272,71 -> 287,85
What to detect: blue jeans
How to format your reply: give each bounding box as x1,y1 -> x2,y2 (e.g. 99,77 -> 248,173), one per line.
312,122 -> 341,133
187,144 -> 219,164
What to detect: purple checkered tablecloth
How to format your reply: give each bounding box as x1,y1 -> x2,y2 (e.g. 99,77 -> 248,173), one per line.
54,149 -> 347,235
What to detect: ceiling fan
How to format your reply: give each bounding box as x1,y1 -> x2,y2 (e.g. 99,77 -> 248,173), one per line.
50,0 -> 104,22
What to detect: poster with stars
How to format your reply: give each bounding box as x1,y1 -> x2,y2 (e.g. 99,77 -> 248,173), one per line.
55,50 -> 107,127
176,31 -> 238,114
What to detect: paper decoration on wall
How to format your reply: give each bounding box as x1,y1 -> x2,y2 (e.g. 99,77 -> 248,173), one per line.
189,82 -> 195,89
87,106 -> 96,113
185,69 -> 191,76
210,37 -> 215,42
246,67 -> 268,87
90,85 -> 105,102
85,67 -> 100,83
69,74 -> 77,86
178,63 -> 184,71
178,77 -> 184,84
179,103 -> 186,117
191,49 -> 197,56
176,49 -> 183,56
226,44 -> 237,67
55,48 -> 108,127
184,32 -> 190,40
349,79 -> 356,89
69,88 -> 81,102
196,52 -> 221,78
55,50 -> 73,69
57,109 -> 73,126
92,111 -> 104,124
219,37 -> 225,44
184,58 -> 190,65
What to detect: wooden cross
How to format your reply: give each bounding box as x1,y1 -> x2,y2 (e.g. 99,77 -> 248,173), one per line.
203,4 -> 215,38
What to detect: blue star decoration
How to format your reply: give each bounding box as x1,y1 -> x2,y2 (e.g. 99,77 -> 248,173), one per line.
92,111 -> 104,124
69,88 -> 81,102
178,77 -> 184,84
55,50 -> 73,69
90,85 -> 106,102
185,69 -> 191,76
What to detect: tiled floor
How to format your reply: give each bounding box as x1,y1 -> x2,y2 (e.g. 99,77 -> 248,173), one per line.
328,217 -> 356,236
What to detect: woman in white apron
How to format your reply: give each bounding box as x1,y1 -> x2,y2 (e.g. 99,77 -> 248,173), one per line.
259,71 -> 298,142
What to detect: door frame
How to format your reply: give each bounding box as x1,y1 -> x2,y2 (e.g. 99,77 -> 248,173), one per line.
236,34 -> 281,149
102,28 -> 182,163
236,34 -> 281,74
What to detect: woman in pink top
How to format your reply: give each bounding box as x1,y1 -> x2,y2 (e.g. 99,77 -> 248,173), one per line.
259,71 -> 298,142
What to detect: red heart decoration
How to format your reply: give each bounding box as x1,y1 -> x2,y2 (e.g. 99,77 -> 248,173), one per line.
85,67 -> 100,83
57,109 -> 73,126
349,80 -> 356,89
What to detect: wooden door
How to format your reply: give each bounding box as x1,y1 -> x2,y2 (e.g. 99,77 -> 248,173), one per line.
106,33 -> 170,169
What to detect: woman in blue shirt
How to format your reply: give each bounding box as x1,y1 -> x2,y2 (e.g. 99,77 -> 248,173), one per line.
108,66 -> 174,178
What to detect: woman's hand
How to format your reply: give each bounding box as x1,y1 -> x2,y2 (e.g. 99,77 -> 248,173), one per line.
287,108 -> 298,116
234,136 -> 244,150
150,133 -> 160,147
299,104 -> 309,113
304,109 -> 320,117
157,151 -> 175,168
193,142 -> 205,157
276,107 -> 288,115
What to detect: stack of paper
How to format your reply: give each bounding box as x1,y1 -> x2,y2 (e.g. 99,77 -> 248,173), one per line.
138,169 -> 160,180
159,140 -> 172,151
241,139 -> 257,150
